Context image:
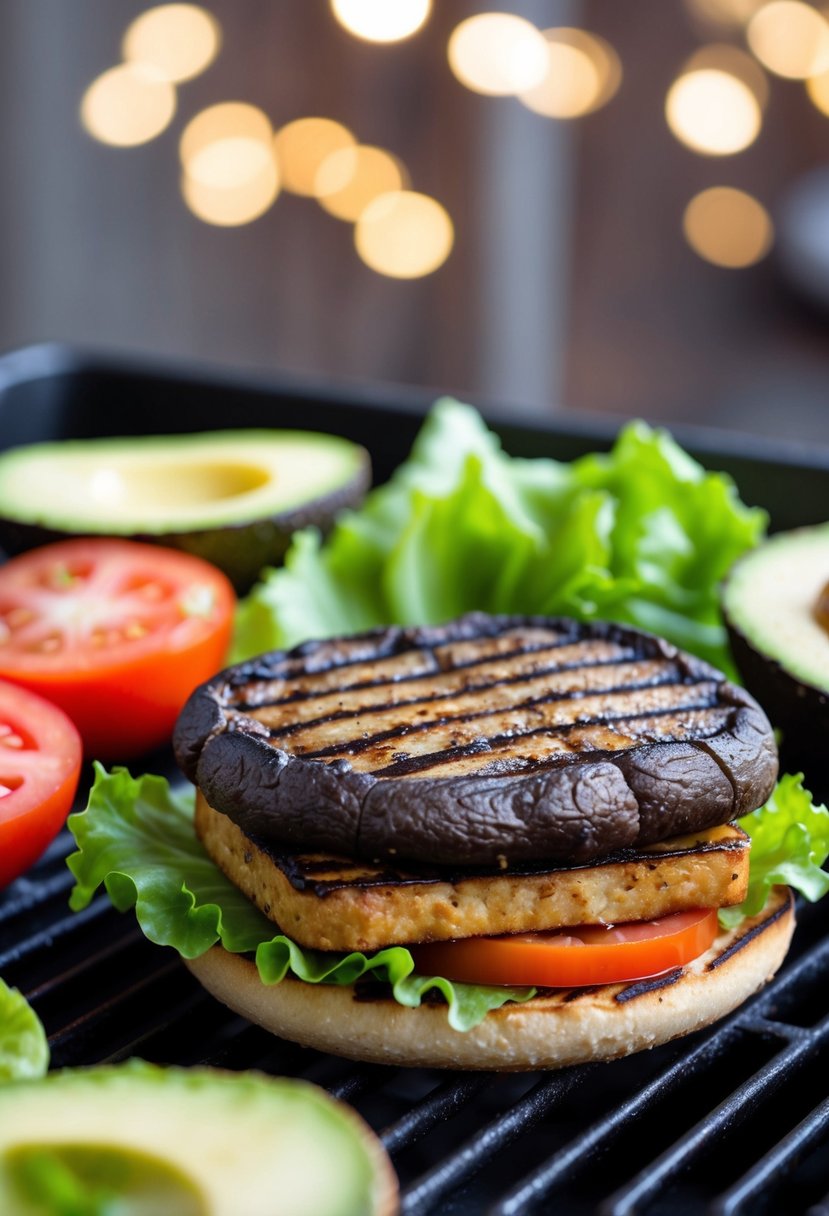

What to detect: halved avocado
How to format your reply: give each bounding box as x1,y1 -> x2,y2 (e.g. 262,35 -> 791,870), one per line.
722,523 -> 829,772
0,430 -> 370,592
0,1062 -> 397,1216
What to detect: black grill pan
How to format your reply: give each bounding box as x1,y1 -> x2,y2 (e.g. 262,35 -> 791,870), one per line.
1,343 -> 828,1215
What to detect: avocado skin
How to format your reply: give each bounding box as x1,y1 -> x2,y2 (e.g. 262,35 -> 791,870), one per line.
175,613 -> 780,869
727,618 -> 829,799
0,457 -> 370,594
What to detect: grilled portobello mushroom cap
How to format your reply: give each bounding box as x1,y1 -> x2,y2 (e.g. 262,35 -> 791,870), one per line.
174,613 -> 777,867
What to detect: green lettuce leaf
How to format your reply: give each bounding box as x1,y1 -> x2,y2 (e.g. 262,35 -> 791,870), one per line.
232,400 -> 766,677
0,978 -> 49,1083
67,768 -> 533,1032
719,773 -> 829,928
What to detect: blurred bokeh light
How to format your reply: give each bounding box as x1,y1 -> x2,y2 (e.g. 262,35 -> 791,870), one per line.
274,118 -> 356,196
683,0 -> 766,28
747,1 -> 829,79
518,28 -> 622,119
448,13 -> 548,96
683,186 -> 773,266
180,103 -> 273,189
316,145 -> 407,221
806,66 -> 829,115
122,4 -> 220,83
354,190 -> 453,278
81,63 -> 176,147
330,0 -> 431,43
181,158 -> 279,225
666,65 -> 761,155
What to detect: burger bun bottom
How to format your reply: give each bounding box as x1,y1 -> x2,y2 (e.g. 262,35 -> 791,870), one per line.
185,887 -> 794,1071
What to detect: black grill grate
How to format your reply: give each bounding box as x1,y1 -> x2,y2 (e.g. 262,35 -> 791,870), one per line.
3,822 -> 829,1215
2,347 -> 829,1214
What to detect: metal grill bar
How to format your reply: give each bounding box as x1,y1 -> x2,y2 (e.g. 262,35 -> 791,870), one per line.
24,925 -> 148,1001
0,895 -> 111,970
487,1022 -> 746,1215
711,1093 -> 829,1215
0,867 -> 74,926
327,1065 -> 395,1103
382,1075 -> 494,1154
400,1068 -> 592,1214
602,1016 -> 829,1215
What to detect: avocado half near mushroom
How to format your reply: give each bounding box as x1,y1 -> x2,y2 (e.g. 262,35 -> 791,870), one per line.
722,523 -> 829,781
0,430 -> 370,593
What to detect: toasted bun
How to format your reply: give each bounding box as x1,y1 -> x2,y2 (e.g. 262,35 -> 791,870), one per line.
185,887 -> 794,1071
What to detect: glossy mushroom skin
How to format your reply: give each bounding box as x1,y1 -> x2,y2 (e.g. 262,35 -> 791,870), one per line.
174,614 -> 778,868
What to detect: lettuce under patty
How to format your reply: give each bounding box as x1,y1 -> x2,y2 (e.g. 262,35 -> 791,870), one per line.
719,773 -> 829,928
67,768 -> 829,1031
67,766 -> 534,1032
232,400 -> 766,680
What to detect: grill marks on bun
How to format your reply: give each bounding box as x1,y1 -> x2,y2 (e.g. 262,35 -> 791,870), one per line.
183,888 -> 795,1072
174,613 -> 779,867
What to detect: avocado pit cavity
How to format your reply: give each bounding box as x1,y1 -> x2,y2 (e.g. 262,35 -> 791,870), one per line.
88,460 -> 272,514
815,579 -> 829,636
0,429 -> 371,592
6,1143 -> 206,1216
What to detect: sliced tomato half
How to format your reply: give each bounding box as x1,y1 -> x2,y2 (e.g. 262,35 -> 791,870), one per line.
0,539 -> 234,759
409,908 -> 720,988
0,677 -> 82,886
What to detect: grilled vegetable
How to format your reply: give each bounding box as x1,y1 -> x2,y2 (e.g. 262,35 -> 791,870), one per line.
176,613 -> 777,868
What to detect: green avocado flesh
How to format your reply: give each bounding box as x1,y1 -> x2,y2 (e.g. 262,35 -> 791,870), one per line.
0,430 -> 370,592
723,523 -> 829,693
0,1064 -> 392,1216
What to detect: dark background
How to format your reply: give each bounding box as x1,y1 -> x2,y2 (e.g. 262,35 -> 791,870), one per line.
2,0 -> 829,445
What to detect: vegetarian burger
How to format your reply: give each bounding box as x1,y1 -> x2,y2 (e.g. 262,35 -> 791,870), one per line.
172,612 -> 793,1070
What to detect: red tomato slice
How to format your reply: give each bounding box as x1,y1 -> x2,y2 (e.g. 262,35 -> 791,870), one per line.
0,677 -> 82,886
410,908 -> 720,988
0,539 -> 234,759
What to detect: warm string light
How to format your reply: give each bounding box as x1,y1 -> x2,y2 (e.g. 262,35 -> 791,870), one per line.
274,119 -> 356,196
448,13 -> 549,96
747,1 -> 829,79
316,146 -> 408,221
122,4 -> 220,82
519,28 -> 622,119
666,69 -> 762,155
81,6 -> 451,272
81,4 -> 218,148
83,0 -> 814,277
355,191 -> 454,277
80,63 -> 176,147
180,103 -> 274,189
329,0 -> 431,43
683,186 -> 774,267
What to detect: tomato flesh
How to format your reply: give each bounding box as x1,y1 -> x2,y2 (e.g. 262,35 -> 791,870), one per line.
0,539 -> 234,758
0,678 -> 82,887
409,908 -> 720,988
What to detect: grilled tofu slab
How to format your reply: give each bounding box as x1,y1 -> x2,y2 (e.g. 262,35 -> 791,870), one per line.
196,793 -> 750,951
174,613 -> 777,867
